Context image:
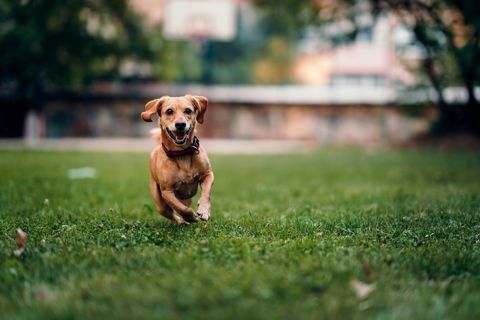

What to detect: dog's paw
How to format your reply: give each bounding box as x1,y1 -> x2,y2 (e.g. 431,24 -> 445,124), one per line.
196,208 -> 211,221
182,208 -> 200,223
171,215 -> 188,225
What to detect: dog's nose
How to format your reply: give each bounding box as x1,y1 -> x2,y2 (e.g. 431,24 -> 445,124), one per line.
175,122 -> 187,131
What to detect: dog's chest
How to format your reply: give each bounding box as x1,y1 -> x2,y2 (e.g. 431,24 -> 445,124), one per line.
172,162 -> 200,199
175,167 -> 199,185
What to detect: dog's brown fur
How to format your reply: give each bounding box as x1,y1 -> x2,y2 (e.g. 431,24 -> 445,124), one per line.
141,95 -> 214,224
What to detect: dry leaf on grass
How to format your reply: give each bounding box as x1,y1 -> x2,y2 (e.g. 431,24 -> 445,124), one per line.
350,278 -> 374,298
14,228 -> 27,257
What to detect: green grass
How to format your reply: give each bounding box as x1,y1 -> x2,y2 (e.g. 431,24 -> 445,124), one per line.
0,149 -> 479,319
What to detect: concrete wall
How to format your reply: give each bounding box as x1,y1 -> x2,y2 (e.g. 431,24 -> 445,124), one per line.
42,99 -> 430,147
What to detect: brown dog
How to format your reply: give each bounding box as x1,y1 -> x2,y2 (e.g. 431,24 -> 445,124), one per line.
141,95 -> 214,224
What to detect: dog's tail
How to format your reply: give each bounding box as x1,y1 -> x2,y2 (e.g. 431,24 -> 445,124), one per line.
149,128 -> 162,144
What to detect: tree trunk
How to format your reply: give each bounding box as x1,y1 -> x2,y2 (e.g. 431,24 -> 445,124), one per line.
422,56 -> 446,105
463,70 -> 480,134
0,99 -> 28,137
464,71 -> 478,107
421,56 -> 454,133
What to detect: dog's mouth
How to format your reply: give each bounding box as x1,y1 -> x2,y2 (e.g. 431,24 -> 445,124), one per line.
166,128 -> 190,145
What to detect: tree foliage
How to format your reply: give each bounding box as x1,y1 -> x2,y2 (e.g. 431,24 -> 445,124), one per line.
254,0 -> 480,134
0,0 -> 148,107
370,0 -> 480,133
372,1 -> 480,96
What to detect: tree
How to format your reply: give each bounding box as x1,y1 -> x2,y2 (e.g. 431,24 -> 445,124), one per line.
370,0 -> 480,133
253,0 -> 480,134
0,0 -> 148,137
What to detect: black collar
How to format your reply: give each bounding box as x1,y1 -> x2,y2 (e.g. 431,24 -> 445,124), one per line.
162,136 -> 200,158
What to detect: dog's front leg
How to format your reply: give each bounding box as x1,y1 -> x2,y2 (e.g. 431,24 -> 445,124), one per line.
161,189 -> 199,223
197,171 -> 214,221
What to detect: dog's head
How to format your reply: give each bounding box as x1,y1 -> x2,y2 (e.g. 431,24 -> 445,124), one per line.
141,95 -> 208,145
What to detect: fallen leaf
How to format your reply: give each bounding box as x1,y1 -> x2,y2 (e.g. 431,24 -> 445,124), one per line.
362,261 -> 377,280
350,278 -> 374,298
14,228 -> 27,257
35,289 -> 56,302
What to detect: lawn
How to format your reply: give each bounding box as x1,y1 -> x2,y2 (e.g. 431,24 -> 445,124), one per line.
0,149 -> 479,319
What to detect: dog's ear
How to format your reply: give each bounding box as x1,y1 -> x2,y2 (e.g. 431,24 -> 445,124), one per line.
187,95 -> 208,124
141,97 -> 168,122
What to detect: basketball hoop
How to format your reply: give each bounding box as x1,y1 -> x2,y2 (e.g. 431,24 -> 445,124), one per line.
164,0 -> 237,42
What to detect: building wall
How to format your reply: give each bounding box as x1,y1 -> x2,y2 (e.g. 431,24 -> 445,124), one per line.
42,100 -> 430,147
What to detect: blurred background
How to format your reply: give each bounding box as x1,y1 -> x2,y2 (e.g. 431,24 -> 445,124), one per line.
1,0 -> 479,151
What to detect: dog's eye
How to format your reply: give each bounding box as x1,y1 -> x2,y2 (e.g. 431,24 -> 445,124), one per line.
165,109 -> 174,115
185,108 -> 193,115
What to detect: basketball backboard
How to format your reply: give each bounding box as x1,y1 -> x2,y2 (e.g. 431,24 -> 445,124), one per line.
163,0 -> 237,41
